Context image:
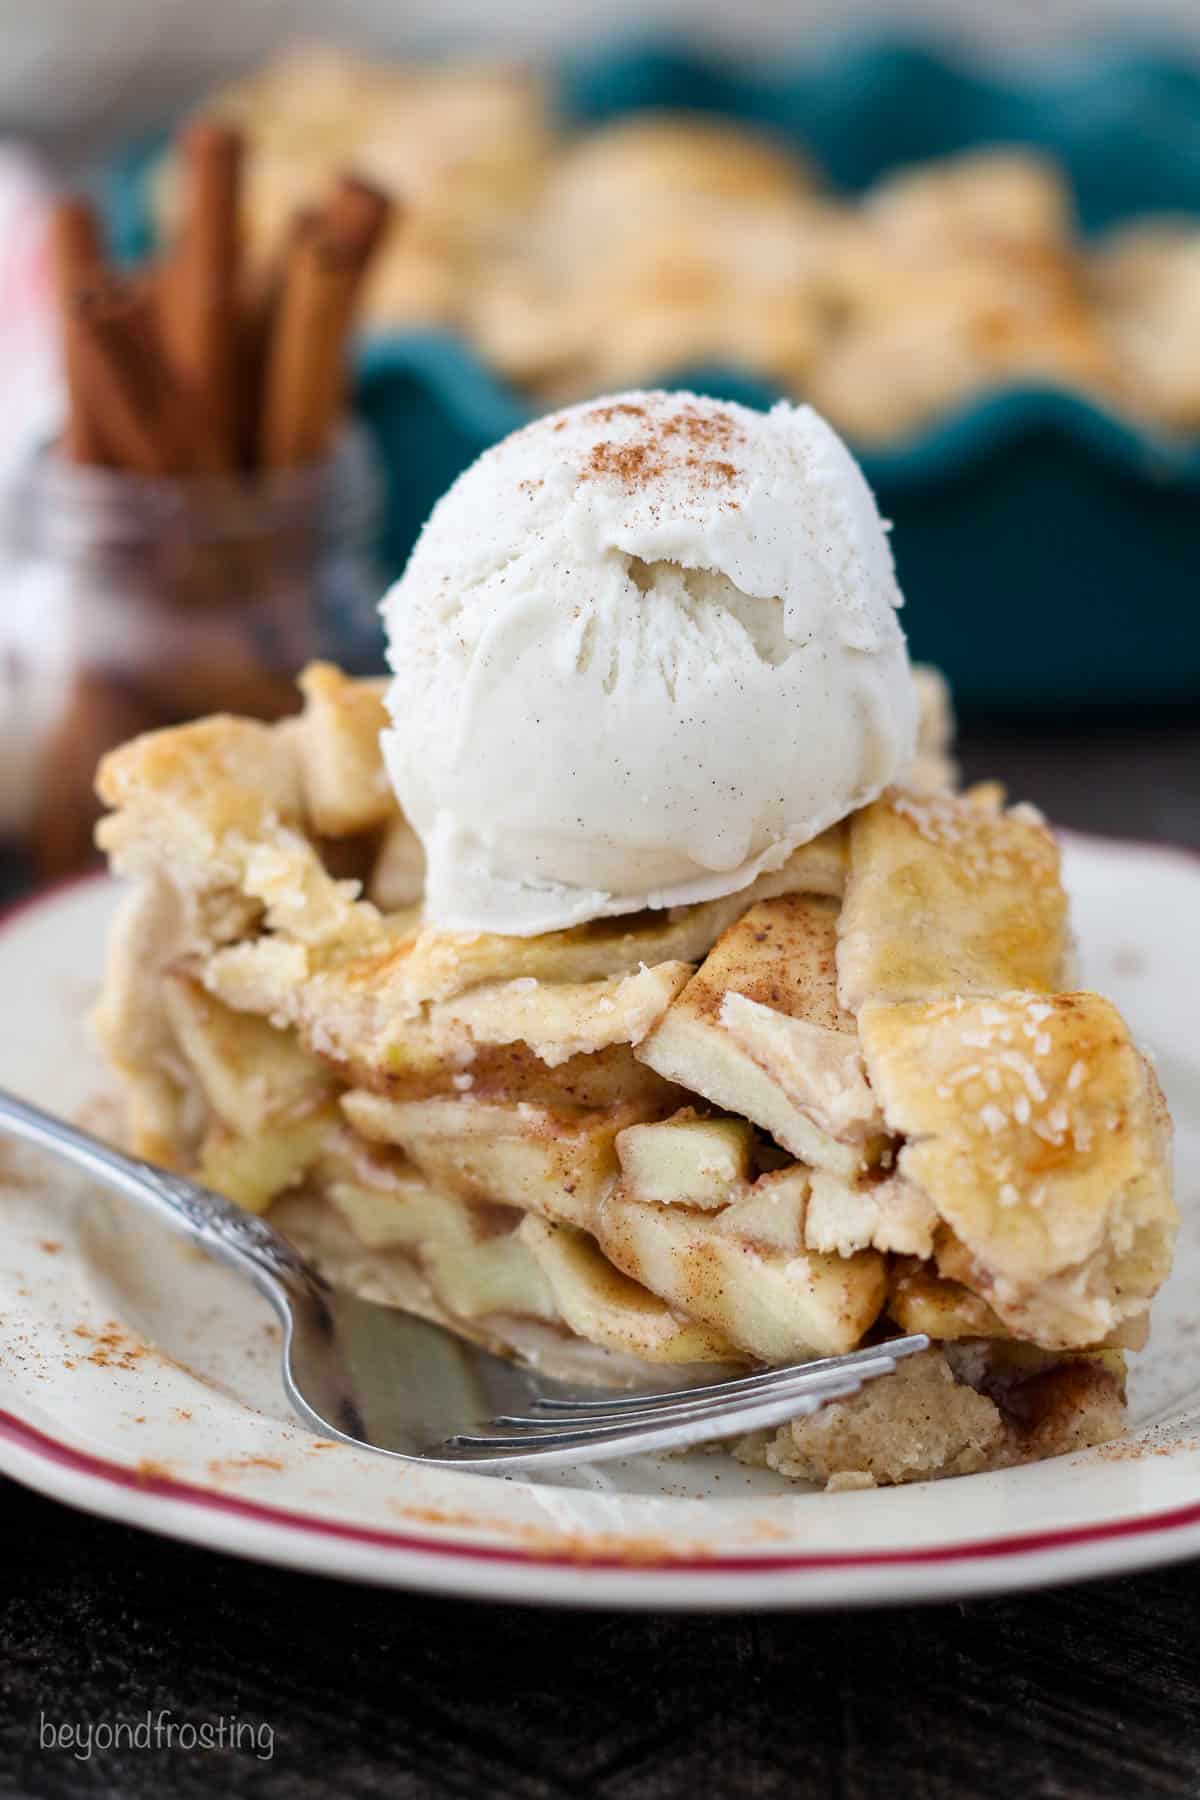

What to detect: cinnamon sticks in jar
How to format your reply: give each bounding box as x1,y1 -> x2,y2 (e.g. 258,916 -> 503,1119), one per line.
31,122 -> 393,877
54,122 -> 393,477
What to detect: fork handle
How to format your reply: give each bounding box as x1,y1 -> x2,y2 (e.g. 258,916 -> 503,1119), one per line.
0,1086 -> 325,1313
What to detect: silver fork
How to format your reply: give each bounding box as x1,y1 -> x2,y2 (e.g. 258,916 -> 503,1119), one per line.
0,1088 -> 927,1471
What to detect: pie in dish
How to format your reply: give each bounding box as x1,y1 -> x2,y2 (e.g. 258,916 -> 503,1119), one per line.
157,51 -> 1200,441
92,661 -> 1176,1487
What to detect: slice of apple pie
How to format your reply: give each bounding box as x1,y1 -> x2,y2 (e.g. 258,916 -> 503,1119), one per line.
92,662 -> 1176,1486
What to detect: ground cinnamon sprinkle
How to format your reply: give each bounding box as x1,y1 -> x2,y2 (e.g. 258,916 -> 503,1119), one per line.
0,1148 -> 38,1192
659,404 -> 740,450
388,1500 -> 711,1564
585,439 -> 663,484
585,400 -> 648,425
135,1459 -> 173,1482
70,1321 -> 150,1371
208,1454 -> 285,1475
1096,1433 -> 1200,1462
579,399 -> 745,493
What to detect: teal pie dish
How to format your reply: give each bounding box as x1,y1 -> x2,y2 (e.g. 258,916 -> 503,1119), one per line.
103,38 -> 1200,713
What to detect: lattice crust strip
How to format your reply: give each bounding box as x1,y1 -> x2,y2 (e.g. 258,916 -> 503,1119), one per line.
833,788 -> 1176,1348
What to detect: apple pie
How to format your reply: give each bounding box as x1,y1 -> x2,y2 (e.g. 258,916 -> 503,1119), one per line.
92,662 -> 1176,1486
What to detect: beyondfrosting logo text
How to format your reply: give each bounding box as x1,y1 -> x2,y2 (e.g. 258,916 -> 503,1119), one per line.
36,1709 -> 275,1762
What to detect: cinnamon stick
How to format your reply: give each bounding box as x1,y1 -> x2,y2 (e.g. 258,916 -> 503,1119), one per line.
259,179 -> 393,469
323,174 -> 391,265
257,235 -> 356,469
159,120 -> 243,471
237,207 -> 319,469
52,196 -> 109,463
70,280 -> 194,475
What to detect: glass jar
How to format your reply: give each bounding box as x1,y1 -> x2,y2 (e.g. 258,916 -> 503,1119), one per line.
0,429 -> 383,875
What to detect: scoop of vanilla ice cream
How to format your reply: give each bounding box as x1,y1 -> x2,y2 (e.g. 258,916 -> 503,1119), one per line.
381,390 -> 917,935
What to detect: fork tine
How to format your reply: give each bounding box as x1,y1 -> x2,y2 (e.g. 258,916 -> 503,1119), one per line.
429,1367 -> 881,1465
526,1334 -> 930,1415
437,1337 -> 930,1463
489,1352 -> 903,1430
462,1363 -> 890,1445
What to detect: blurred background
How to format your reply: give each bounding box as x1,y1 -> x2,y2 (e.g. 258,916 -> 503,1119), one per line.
2,0 -> 1198,876
9,0 -> 1200,154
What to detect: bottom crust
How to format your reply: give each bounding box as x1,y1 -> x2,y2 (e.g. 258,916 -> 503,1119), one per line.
734,1342 -> 1125,1489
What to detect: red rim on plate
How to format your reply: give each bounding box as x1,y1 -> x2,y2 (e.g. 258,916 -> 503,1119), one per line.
4,1401 -> 1200,1573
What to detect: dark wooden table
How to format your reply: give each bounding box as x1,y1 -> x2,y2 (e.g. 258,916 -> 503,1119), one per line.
1,714 -> 1198,1800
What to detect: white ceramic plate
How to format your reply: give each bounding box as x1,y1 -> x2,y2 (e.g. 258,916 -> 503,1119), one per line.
0,835 -> 1197,1610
